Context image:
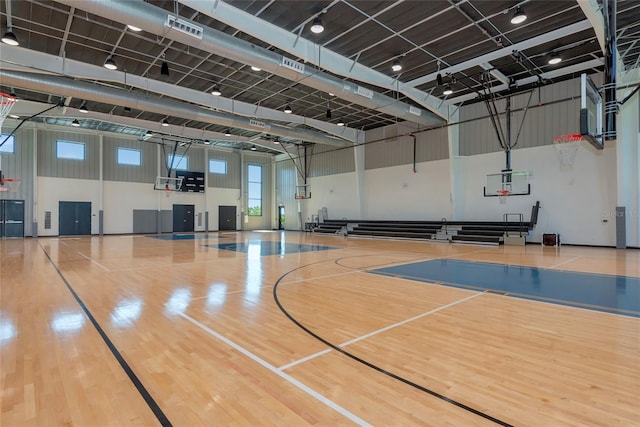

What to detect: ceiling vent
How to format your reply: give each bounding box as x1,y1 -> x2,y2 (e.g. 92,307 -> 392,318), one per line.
356,86 -> 374,99
166,15 -> 203,39
281,57 -> 305,74
249,119 -> 268,129
409,106 -> 422,116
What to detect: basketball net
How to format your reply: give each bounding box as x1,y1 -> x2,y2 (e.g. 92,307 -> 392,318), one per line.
497,189 -> 509,204
553,134 -> 581,169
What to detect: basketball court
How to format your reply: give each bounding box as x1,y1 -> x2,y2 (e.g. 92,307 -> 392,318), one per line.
1,0 -> 640,426
2,231 -> 638,426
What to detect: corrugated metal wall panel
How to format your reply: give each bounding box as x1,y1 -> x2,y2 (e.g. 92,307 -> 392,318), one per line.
159,144 -> 205,175
460,76 -> 582,156
365,125 -> 449,170
207,149 -> 240,188
0,128 -> 35,236
103,137 -> 157,183
37,130 -> 100,179
309,144 -> 355,177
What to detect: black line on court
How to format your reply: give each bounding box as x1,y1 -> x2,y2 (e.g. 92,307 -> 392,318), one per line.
37,240 -> 172,427
273,259 -> 513,427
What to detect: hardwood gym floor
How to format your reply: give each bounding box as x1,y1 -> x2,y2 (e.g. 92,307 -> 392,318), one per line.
1,232 -> 639,426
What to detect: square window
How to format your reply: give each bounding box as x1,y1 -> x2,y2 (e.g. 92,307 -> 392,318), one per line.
0,134 -> 15,153
117,147 -> 142,165
168,154 -> 188,170
57,140 -> 85,160
209,159 -> 226,174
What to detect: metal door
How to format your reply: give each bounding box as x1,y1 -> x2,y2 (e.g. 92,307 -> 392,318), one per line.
173,204 -> 194,232
218,205 -> 236,231
59,201 -> 91,236
1,200 -> 25,238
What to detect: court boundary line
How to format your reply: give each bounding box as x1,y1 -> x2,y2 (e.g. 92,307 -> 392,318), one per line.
278,293 -> 482,370
339,292 -> 483,347
36,240 -> 172,427
179,313 -> 371,427
272,258 -> 514,427
278,349 -> 332,371
78,252 -> 111,272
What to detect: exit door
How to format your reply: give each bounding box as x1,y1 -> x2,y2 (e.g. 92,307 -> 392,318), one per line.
59,201 -> 91,236
278,206 -> 285,230
218,205 -> 236,231
173,204 -> 195,232
0,200 -> 25,238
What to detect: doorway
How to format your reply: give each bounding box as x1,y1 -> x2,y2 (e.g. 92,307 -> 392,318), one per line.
277,205 -> 285,230
218,205 -> 236,231
172,204 -> 195,232
0,199 -> 25,238
59,201 -> 91,236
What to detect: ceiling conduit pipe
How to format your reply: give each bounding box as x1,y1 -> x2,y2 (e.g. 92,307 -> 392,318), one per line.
0,70 -> 347,146
54,0 -> 444,128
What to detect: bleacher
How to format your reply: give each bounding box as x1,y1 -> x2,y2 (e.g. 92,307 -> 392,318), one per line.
313,202 -> 539,246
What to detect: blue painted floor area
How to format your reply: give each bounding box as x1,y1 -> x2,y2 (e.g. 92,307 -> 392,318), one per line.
210,241 -> 337,256
370,259 -> 640,318
149,234 -> 225,241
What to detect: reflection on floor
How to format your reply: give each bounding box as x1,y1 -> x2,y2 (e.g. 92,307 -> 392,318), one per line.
371,259 -> 640,317
211,241 -> 337,256
148,233 -> 226,240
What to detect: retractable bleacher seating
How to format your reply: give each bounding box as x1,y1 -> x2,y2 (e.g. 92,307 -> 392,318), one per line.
313,202 -> 540,246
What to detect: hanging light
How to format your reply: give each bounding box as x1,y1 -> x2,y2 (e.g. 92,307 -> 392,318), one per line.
127,24 -> 142,32
211,84 -> 222,96
284,104 -> 292,114
162,118 -> 170,127
310,16 -> 324,34
443,85 -> 453,96
1,29 -> 19,46
79,103 -> 88,113
71,119 -> 80,127
250,145 -> 257,151
160,60 -> 170,76
251,65 -> 261,71
104,55 -> 118,70
510,7 -> 527,25
548,52 -> 562,65
224,129 -> 231,136
145,130 -> 153,137
391,59 -> 402,72
337,119 -> 345,126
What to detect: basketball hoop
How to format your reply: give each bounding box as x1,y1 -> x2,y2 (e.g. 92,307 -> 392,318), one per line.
0,92 -> 17,132
0,177 -> 21,193
497,189 -> 510,204
553,133 -> 582,169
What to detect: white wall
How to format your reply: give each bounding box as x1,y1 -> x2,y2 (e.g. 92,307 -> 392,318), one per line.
103,181 -> 158,234
37,177 -> 101,236
458,143 -> 617,245
205,187 -> 242,231
364,159 -> 452,220
304,172 -> 360,221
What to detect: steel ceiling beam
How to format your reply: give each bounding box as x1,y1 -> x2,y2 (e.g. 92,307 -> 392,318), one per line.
180,0 -> 449,121
7,100 -> 286,153
446,58 -> 605,104
0,45 -> 356,143
404,20 -> 594,89
53,0 -> 444,128
0,70 -> 349,147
